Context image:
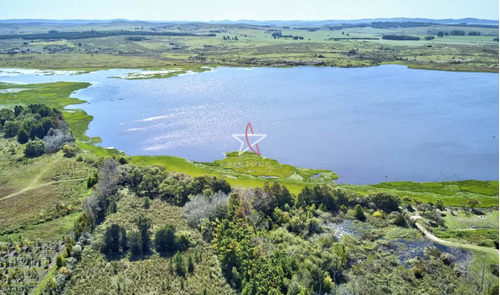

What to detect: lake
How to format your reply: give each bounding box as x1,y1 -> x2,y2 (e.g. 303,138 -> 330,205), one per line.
0,65 -> 497,184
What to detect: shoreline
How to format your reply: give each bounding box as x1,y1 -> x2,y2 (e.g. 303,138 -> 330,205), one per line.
0,60 -> 498,74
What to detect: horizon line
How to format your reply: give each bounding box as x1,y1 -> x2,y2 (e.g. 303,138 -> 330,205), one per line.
0,17 -> 498,22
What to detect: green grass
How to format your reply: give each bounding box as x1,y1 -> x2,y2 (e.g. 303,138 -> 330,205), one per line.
433,228 -> 498,248
0,81 -> 89,109
343,181 -> 499,207
443,209 -> 499,230
211,151 -> 338,180
372,180 -> 499,196
62,109 -> 93,140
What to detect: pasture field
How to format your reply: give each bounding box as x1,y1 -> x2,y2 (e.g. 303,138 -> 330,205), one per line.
0,21 -> 497,72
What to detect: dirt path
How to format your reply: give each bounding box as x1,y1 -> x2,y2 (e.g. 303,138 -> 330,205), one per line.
410,215 -> 499,254
0,178 -> 87,201
0,157 -> 86,201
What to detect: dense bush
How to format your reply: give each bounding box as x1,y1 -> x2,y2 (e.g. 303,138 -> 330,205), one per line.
24,139 -> 45,157
371,192 -> 401,213
116,165 -> 232,206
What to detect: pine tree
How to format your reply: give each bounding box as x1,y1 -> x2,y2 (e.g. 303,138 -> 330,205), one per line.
187,254 -> 194,273
174,251 -> 185,276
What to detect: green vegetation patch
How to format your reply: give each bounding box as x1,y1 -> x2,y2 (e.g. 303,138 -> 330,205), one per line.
433,228 -> 499,248
0,81 -> 89,109
372,180 -> 499,196
211,151 -> 338,181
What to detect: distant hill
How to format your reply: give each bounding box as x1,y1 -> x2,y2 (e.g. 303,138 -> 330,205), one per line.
0,17 -> 497,26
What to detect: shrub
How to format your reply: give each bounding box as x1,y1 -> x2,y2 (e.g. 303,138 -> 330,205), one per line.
118,156 -> 128,164
87,171 -> 98,188
25,139 -> 45,157
393,213 -> 407,227
371,192 -> 400,213
175,234 -> 190,251
413,267 -> 423,278
355,204 -> 366,221
322,275 -> 334,293
62,144 -> 78,158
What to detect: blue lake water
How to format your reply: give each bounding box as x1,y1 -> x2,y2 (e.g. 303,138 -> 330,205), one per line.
0,65 -> 498,184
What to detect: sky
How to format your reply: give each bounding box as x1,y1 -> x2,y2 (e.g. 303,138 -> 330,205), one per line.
1,0 -> 498,21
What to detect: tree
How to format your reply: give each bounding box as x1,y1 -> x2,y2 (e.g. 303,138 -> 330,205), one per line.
354,204 -> 365,221
137,215 -> 151,253
17,128 -> 29,144
102,224 -> 121,254
14,105 -> 24,117
119,227 -> 128,252
0,108 -> 14,125
467,198 -> 479,210
155,224 -> 176,253
29,123 -> 45,140
128,231 -> 143,256
56,255 -> 64,269
144,197 -> 150,209
187,254 -> 194,273
3,121 -> 19,138
174,251 -> 185,276
25,139 -> 45,157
